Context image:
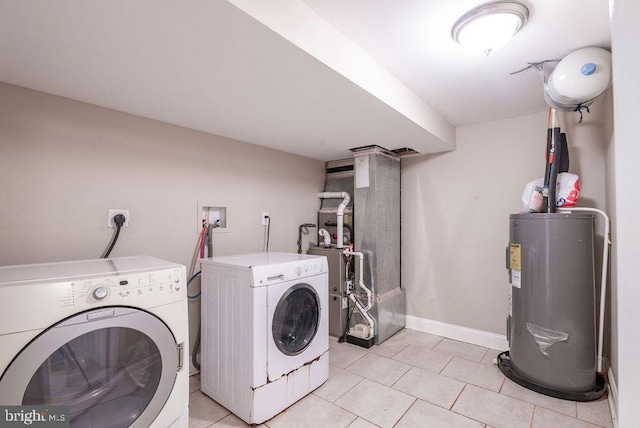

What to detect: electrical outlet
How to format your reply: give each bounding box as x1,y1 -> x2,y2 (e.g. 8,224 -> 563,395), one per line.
261,212 -> 269,225
108,209 -> 130,227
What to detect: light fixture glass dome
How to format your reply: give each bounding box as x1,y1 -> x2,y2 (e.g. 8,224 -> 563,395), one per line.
452,1 -> 529,55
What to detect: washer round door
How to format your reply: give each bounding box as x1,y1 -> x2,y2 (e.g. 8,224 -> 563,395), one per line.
0,307 -> 180,428
272,283 -> 320,356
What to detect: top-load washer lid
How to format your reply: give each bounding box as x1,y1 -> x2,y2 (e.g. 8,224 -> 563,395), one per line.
201,252 -> 320,268
200,252 -> 328,284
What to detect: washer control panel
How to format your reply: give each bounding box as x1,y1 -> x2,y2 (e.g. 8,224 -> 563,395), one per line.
74,267 -> 184,306
293,261 -> 326,277
252,257 -> 328,285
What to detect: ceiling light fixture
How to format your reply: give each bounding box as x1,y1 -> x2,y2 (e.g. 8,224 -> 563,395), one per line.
451,1 -> 529,56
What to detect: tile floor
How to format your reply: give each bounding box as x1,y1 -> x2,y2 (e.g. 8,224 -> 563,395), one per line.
188,329 -> 614,428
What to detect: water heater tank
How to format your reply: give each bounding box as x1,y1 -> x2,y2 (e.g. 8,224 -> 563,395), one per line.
498,213 -> 606,401
544,47 -> 612,111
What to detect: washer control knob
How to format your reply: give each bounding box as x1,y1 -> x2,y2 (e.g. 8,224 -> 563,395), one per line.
93,286 -> 108,300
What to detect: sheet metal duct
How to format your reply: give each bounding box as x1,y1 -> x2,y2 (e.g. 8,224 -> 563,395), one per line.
352,146 -> 405,344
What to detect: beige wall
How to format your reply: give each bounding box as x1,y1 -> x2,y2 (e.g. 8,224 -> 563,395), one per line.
0,81 -> 614,367
0,83 -> 325,263
0,82 -> 326,372
401,102 -> 610,335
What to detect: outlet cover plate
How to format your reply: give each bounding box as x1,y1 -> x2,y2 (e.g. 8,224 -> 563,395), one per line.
108,209 -> 130,227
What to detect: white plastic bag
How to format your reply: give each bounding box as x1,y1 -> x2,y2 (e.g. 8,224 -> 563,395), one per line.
521,178 -> 545,213
556,173 -> 580,207
521,173 -> 579,213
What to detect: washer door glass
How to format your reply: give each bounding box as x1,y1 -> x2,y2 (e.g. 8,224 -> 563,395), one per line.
0,307 -> 179,428
272,283 -> 320,356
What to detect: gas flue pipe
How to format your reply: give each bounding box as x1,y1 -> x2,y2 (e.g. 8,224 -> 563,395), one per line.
317,192 -> 350,249
318,228 -> 332,248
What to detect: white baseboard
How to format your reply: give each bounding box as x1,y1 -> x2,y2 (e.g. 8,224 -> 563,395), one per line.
608,367 -> 618,428
405,315 -> 509,351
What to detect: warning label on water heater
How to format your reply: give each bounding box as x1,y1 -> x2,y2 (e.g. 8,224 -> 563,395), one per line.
509,243 -> 522,288
509,243 -> 521,270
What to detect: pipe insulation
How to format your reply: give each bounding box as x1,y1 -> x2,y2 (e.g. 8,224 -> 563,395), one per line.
343,249 -> 375,336
558,207 -> 611,373
317,192 -> 351,249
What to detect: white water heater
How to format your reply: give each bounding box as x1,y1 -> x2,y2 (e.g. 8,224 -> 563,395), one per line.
544,47 -> 612,111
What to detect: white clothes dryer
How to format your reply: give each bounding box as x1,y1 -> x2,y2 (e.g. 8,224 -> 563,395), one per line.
0,256 -> 189,428
200,252 -> 329,425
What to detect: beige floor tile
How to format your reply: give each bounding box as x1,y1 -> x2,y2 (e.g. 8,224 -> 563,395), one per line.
433,338 -> 488,362
395,399 -> 484,428
440,357 -> 505,391
393,366 -> 465,409
345,353 -> 411,386
210,413 -> 267,427
577,398 -> 613,428
189,375 -> 201,394
500,378 -> 576,417
385,328 -> 443,349
186,329 -> 611,428
533,406 -> 601,428
335,379 -> 415,428
347,417 -> 379,428
452,384 -> 534,428
368,338 -> 409,359
313,365 -> 363,402
393,344 -> 453,373
189,391 -> 231,428
265,394 -> 356,428
330,340 -> 369,369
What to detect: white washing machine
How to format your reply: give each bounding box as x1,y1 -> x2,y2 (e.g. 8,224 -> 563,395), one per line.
0,256 -> 189,428
200,252 -> 329,425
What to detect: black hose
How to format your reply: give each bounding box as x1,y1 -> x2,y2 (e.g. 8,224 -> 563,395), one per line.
187,271 -> 201,300
339,300 -> 356,343
187,271 -> 202,371
547,127 -> 562,213
297,223 -> 317,254
102,225 -> 121,258
559,133 -> 570,173
542,127 -> 553,212
192,326 -> 201,371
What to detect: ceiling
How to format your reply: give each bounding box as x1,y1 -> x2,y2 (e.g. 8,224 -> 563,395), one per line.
0,0 -> 611,161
